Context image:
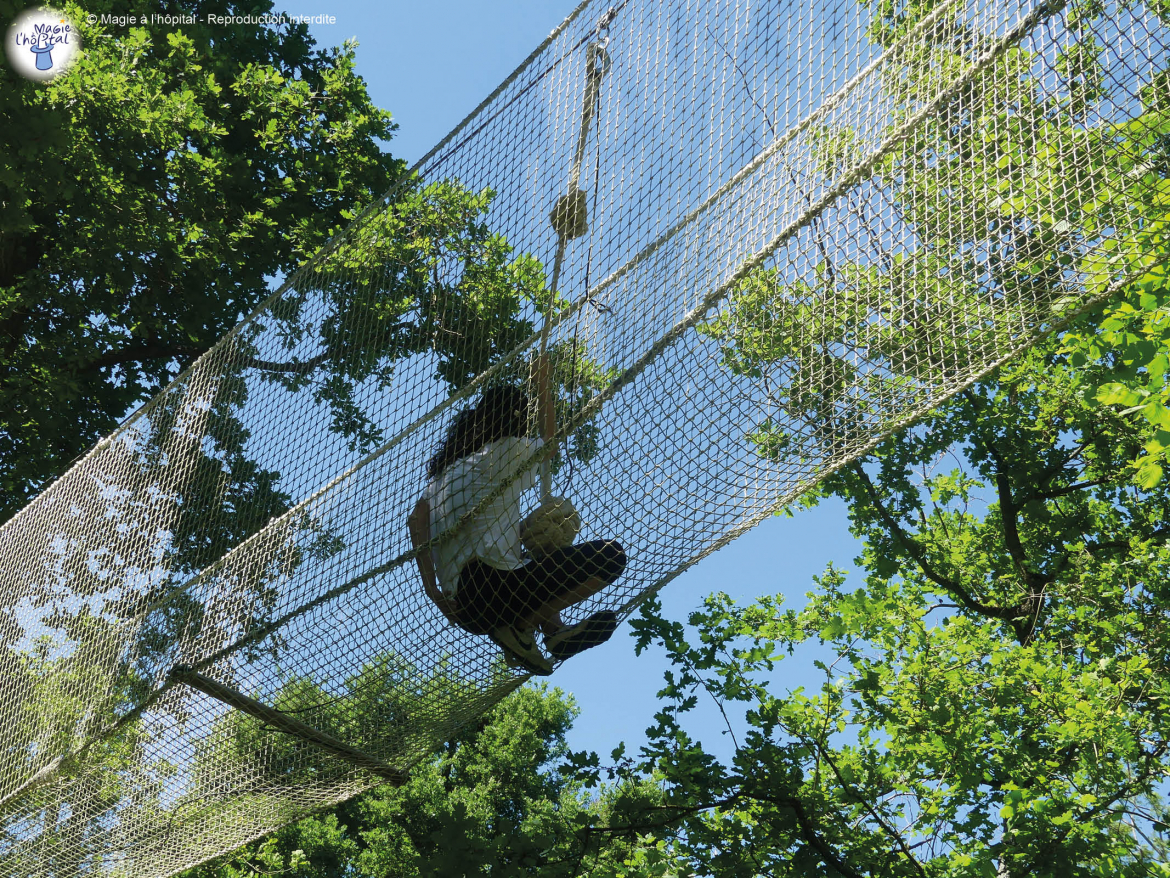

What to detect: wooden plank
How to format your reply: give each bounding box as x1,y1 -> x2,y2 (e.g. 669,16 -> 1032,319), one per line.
169,664 -> 408,785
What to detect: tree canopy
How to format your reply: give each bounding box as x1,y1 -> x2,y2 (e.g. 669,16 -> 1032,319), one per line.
180,684 -> 664,878
0,0 -> 400,522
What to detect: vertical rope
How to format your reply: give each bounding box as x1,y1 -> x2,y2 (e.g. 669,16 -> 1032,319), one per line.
539,14 -> 615,500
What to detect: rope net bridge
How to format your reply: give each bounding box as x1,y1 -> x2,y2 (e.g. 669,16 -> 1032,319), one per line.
1,0 -> 1166,873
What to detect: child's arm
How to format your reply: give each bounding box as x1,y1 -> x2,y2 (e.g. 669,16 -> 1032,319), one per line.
407,498 -> 458,625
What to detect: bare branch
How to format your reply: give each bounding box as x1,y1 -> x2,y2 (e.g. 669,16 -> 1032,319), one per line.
850,462 -> 1022,627
809,739 -> 928,877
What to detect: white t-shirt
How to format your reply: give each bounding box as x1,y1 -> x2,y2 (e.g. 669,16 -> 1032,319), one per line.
422,436 -> 542,596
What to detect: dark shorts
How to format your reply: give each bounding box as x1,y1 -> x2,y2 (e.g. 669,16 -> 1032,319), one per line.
450,539 -> 627,635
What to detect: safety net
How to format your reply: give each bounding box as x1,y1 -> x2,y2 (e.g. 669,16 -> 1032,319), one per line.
1,0 -> 1167,873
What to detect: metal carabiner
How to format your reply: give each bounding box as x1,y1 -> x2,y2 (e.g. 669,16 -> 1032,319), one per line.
596,5 -> 618,34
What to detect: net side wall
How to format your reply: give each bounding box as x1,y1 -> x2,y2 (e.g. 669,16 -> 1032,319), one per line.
0,0 -> 1165,874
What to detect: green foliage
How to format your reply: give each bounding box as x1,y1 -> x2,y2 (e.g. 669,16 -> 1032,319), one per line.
181,683 -> 664,878
701,0 -> 1165,477
11,0 -> 1170,875
579,2 -> 1170,875
596,327 -> 1170,875
252,177 -> 613,460
0,0 -> 400,523
1064,71 -> 1170,488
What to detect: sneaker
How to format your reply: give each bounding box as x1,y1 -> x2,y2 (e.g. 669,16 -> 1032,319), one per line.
488,627 -> 553,676
544,611 -> 619,661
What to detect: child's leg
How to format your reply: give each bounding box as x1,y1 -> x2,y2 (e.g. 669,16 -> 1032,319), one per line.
452,560 -> 553,674
516,539 -> 627,631
525,581 -> 601,632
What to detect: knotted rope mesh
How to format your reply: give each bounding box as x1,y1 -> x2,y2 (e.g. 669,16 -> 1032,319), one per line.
2,0 -> 1167,873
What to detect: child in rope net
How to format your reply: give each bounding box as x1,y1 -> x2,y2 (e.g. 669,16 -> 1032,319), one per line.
407,379 -> 627,676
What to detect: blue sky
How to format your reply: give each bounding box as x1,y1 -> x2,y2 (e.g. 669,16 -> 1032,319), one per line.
285,0 -> 864,763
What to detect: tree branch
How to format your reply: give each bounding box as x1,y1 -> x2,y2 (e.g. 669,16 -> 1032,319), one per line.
87,340 -> 210,371
753,793 -> 868,878
960,391 -> 1040,591
1029,478 -> 1109,501
1082,528 -> 1170,556
809,739 -> 928,877
245,352 -> 332,374
86,340 -> 331,376
1033,741 -> 1170,867
850,462 -> 1021,626
993,417 -> 1104,508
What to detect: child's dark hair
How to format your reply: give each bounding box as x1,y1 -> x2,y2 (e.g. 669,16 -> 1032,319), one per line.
426,385 -> 531,479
